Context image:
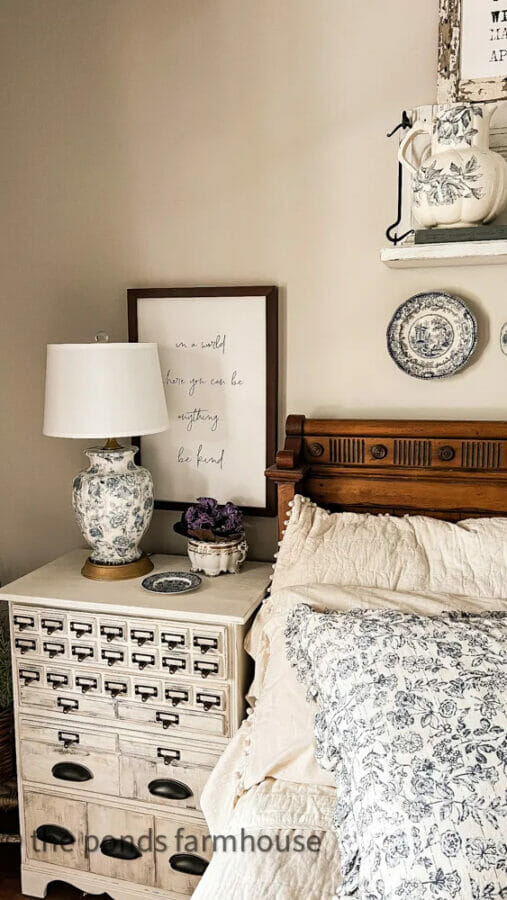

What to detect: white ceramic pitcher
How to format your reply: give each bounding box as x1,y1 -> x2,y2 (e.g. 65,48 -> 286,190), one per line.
398,103 -> 507,228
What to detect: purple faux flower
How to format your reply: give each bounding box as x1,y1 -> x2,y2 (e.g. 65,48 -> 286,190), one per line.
175,497 -> 244,542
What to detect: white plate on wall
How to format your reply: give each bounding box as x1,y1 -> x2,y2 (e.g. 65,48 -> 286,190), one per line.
387,291 -> 478,379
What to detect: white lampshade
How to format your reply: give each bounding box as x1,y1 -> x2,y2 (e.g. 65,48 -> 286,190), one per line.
43,342 -> 169,439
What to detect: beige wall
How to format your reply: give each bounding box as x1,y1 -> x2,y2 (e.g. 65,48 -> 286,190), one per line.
1,0 -> 506,584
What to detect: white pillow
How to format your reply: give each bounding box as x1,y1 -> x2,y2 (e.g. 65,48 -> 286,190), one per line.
270,495 -> 507,599
242,583 -> 507,791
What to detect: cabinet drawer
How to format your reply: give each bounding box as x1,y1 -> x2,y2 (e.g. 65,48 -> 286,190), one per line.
17,663 -> 42,689
119,740 -> 217,812
20,687 -> 116,720
12,609 -> 38,635
155,817 -> 211,895
129,621 -> 159,647
68,615 -> 97,640
19,718 -> 116,753
159,626 -> 188,653
132,677 -> 163,705
191,656 -> 225,680
191,624 -> 227,660
41,637 -> 69,661
24,790 -> 88,871
21,739 -> 119,797
129,648 -> 160,673
117,701 -> 226,737
44,666 -> 73,692
160,652 -> 189,677
69,640 -> 98,665
87,803 -> 154,886
13,636 -> 39,658
40,613 -> 66,637
98,618 -> 127,644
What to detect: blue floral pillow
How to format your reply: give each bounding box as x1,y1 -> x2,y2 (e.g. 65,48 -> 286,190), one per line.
285,605 -> 507,899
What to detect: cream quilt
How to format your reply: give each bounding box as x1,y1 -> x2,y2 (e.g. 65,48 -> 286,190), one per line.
192,779 -> 340,900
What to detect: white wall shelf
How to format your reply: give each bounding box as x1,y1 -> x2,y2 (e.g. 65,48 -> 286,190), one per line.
381,240 -> 507,269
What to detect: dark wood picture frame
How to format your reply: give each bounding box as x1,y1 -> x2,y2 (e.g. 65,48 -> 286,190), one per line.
128,286 -> 278,516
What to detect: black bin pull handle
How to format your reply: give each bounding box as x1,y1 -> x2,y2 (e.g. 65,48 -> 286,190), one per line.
57,697 -> 79,714
52,762 -> 93,783
58,730 -> 79,749
100,837 -> 142,861
157,747 -> 181,766
36,824 -> 75,846
156,711 -> 179,730
169,853 -> 208,877
148,778 -> 193,800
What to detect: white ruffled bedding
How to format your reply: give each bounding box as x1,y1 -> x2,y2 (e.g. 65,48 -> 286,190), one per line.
193,779 -> 340,900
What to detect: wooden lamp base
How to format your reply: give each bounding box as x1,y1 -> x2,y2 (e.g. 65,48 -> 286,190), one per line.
81,553 -> 153,581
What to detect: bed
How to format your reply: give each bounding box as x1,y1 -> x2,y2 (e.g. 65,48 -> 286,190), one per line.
193,416 -> 507,900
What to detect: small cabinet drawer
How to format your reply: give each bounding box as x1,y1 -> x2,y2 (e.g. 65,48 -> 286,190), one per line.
195,688 -> 227,713
87,803 -> 154,886
192,657 -> 224,680
164,684 -> 191,709
132,679 -> 163,704
41,638 -> 68,661
100,646 -> 126,668
45,667 -> 72,691
191,625 -> 226,658
25,791 -> 89,871
70,642 -> 97,664
17,663 -> 42,689
40,614 -> 66,636
14,637 -> 39,658
103,677 -> 129,699
99,619 -> 127,643
160,628 -> 188,652
20,739 -> 120,797
160,653 -> 189,676
117,701 -> 226,737
68,616 -> 96,639
75,673 -> 100,695
129,623 -> 158,647
12,611 -> 38,634
130,649 -> 159,672
155,818 -> 211,895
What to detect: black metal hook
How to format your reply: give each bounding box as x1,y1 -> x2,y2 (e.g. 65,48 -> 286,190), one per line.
385,111 -> 415,246
386,110 -> 412,138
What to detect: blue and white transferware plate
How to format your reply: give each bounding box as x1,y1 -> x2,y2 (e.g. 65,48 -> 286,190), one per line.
387,291 -> 477,379
141,571 -> 202,595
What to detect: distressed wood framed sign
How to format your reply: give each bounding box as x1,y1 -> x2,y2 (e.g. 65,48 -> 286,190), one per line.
438,0 -> 507,102
128,287 -> 278,516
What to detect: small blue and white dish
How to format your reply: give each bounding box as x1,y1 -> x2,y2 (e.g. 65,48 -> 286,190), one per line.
387,291 -> 478,379
141,571 -> 202,595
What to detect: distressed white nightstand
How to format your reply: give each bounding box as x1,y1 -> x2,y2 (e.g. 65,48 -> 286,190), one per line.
1,550 -> 270,899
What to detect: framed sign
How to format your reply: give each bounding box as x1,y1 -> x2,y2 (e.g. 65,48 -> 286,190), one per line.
128,287 -> 278,516
438,0 -> 507,102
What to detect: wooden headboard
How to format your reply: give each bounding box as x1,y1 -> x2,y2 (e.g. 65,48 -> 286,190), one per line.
266,417 -> 507,540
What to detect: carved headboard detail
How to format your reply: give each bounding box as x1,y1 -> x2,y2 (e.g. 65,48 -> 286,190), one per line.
266,417 -> 507,540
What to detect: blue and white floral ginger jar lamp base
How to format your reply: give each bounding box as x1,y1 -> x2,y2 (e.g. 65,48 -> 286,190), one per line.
73,442 -> 155,580
43,337 -> 169,581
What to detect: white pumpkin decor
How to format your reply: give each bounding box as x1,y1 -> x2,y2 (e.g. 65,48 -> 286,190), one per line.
398,103 -> 507,228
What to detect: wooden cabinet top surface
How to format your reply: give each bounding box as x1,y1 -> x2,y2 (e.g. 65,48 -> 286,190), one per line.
1,551 -> 271,624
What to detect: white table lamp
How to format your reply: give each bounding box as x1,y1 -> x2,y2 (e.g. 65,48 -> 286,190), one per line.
43,337 -> 169,580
